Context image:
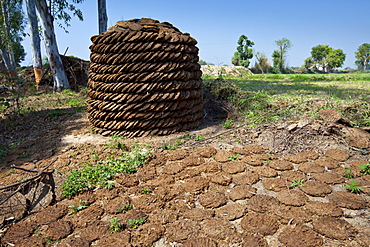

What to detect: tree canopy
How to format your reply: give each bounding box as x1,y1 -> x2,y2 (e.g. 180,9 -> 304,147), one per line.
232,35 -> 254,68
50,0 -> 85,32
272,38 -> 292,73
308,44 -> 346,72
355,43 -> 370,70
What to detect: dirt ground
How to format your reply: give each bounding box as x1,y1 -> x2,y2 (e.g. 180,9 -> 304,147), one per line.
0,104 -> 370,246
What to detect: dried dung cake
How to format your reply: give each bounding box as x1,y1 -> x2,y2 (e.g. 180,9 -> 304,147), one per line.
87,18 -> 203,137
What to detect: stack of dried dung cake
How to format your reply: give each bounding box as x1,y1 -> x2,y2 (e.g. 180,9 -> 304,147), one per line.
87,18 -> 203,137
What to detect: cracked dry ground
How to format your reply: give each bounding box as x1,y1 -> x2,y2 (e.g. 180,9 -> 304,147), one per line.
0,113 -> 370,246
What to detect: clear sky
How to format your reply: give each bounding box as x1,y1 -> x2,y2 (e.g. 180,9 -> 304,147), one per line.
21,0 -> 370,69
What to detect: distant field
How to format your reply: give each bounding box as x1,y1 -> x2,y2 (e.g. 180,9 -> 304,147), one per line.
203,72 -> 370,126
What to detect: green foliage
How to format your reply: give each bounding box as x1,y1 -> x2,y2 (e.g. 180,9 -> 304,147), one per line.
290,179 -> 305,187
48,0 -> 85,32
195,135 -> 205,141
222,119 -> 234,129
109,218 -> 125,233
68,200 -> 88,215
61,147 -> 152,198
344,180 -> 363,194
128,218 -> 146,229
18,151 -> 29,159
161,140 -> 180,150
273,38 -> 293,73
0,0 -> 26,66
355,43 -> 370,71
116,204 -> 133,213
232,34 -> 254,68
0,143 -> 8,160
140,187 -> 152,194
309,44 -> 346,72
343,168 -> 355,178
67,98 -> 85,107
359,162 -> 370,175
47,108 -> 65,119
104,135 -> 127,150
229,154 -> 241,161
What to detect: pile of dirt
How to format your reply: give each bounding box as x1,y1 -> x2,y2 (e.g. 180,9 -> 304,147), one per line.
201,65 -> 252,77
87,18 -> 203,137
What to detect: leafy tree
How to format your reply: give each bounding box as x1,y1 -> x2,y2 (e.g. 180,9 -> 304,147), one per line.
272,38 -> 292,73
355,43 -> 370,70
232,35 -> 254,68
310,44 -> 346,72
327,49 -> 346,70
0,0 -> 25,77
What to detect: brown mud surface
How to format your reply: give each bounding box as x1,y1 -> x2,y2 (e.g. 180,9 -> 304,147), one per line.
0,108 -> 370,247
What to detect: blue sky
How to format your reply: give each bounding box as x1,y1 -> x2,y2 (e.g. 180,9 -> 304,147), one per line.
22,0 -> 370,69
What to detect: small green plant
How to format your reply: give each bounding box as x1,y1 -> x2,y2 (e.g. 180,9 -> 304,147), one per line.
343,168 -> 355,178
344,180 -> 363,194
47,108 -> 64,119
116,203 -> 133,213
141,187 -> 152,194
67,98 -> 85,107
290,179 -> 305,187
229,154 -> 241,161
359,162 -> 370,175
18,151 -> 29,159
222,119 -> 234,129
195,135 -> 205,141
234,138 -> 240,143
109,217 -> 125,233
161,141 -> 180,150
68,200 -> 89,215
104,135 -> 127,150
179,134 -> 192,140
128,218 -> 146,229
92,150 -> 99,160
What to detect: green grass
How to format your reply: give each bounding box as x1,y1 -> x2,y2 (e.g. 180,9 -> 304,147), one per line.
61,146 -> 152,198
203,72 -> 370,126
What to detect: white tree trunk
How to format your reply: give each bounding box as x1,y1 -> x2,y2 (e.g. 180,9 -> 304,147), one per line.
98,0 -> 108,34
26,0 -> 43,85
34,0 -> 69,91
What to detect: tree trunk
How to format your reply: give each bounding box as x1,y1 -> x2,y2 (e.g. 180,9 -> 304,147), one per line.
26,0 -> 43,85
97,0 -> 108,34
34,0 -> 69,91
0,0 -> 17,71
0,35 -> 17,78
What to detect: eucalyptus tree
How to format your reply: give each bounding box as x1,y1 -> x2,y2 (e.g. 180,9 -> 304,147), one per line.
25,0 -> 42,85
32,0 -> 84,91
272,38 -> 292,72
0,0 -> 25,78
98,0 -> 107,34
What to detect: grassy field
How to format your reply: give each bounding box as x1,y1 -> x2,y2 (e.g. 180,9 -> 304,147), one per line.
203,72 -> 370,126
